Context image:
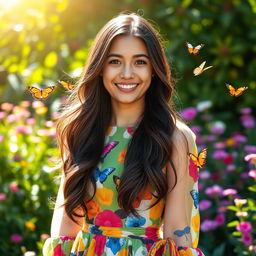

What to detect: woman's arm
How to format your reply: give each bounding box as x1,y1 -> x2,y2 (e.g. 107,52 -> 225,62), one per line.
162,121 -> 204,254
50,174 -> 84,237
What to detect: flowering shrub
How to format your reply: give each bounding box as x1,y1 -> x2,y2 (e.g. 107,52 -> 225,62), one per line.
181,103 -> 256,255
0,101 -> 60,255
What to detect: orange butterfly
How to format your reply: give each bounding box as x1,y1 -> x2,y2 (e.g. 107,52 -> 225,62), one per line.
27,86 -> 56,100
57,80 -> 75,91
225,84 -> 248,97
185,42 -> 204,55
193,61 -> 213,76
189,148 -> 207,168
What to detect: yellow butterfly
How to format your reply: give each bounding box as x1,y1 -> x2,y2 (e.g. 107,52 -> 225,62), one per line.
193,61 -> 213,76
27,86 -> 56,100
57,80 -> 75,91
185,42 -> 204,55
225,84 -> 248,97
189,148 -> 207,168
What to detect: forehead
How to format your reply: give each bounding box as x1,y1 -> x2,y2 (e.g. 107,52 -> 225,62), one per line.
108,35 -> 149,55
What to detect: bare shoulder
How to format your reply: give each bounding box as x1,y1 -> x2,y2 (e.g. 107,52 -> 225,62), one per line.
172,120 -> 196,153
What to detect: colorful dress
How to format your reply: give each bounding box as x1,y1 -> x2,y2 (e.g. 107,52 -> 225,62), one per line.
43,126 -> 205,256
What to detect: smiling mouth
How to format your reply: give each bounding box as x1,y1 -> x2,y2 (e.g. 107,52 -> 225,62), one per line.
114,83 -> 139,89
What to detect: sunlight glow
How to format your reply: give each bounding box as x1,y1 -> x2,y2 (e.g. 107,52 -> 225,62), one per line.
0,0 -> 21,9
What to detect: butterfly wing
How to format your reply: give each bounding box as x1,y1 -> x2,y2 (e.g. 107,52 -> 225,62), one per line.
189,153 -> 200,167
234,86 -> 248,97
193,44 -> 204,54
193,61 -> 206,76
41,86 -> 56,99
27,86 -> 42,99
99,167 -> 116,183
58,80 -> 74,91
226,84 -> 236,96
93,168 -> 101,181
190,189 -> 199,209
185,42 -> 194,54
198,148 -> 207,167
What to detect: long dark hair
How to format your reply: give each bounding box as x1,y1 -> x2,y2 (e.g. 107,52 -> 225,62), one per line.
56,12 -> 178,222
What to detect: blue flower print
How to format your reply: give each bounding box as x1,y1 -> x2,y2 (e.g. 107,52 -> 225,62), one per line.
106,237 -> 125,254
125,215 -> 146,227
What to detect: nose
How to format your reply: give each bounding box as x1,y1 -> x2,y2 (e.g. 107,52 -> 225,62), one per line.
120,64 -> 134,79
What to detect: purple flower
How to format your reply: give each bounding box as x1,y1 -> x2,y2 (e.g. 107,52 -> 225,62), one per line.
180,107 -> 197,120
240,115 -> 255,128
200,170 -> 211,180
199,200 -> 212,210
242,233 -> 253,246
10,234 -> 23,242
212,150 -> 228,159
240,172 -> 249,179
206,135 -> 216,142
201,219 -> 218,231
244,145 -> 256,153
240,108 -> 252,115
210,121 -> 226,135
215,214 -> 225,225
191,125 -> 201,134
227,164 -> 236,172
236,221 -> 252,233
233,133 -> 247,143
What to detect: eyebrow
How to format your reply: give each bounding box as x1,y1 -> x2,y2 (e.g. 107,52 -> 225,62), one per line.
107,53 -> 150,59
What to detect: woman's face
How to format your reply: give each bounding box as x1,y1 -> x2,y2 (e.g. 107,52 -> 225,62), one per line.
102,35 -> 153,107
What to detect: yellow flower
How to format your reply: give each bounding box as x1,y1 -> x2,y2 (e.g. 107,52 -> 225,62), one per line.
192,213 -> 200,233
86,199 -> 101,219
25,221 -> 36,231
35,106 -> 48,115
226,138 -> 235,147
95,187 -> 113,206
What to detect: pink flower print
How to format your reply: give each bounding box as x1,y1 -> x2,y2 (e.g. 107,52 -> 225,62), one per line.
189,158 -> 199,182
53,244 -> 65,256
95,210 -> 122,227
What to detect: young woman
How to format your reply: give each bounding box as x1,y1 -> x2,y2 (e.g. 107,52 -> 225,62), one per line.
43,12 -> 205,256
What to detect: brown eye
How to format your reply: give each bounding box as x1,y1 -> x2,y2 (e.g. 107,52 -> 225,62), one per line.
136,60 -> 147,65
109,59 -> 121,64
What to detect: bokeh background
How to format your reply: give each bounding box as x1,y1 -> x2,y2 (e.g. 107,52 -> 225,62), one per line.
0,0 -> 256,255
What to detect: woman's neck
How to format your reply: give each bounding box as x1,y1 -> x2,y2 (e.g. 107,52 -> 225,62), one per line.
110,100 -> 144,127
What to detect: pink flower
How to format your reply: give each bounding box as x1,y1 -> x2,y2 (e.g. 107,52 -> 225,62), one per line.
244,154 -> 256,162
10,182 -> 19,192
191,126 -> 201,133
95,210 -> 122,227
199,200 -> 212,210
15,125 -> 32,135
0,193 -> 6,200
215,214 -> 225,225
226,164 -> 236,172
0,111 -> 6,119
242,232 -> 253,246
249,170 -> 256,179
26,118 -> 36,125
6,114 -> 17,123
222,188 -> 237,197
206,135 -> 216,142
0,136 -> 4,142
233,133 -> 247,143
205,185 -> 223,198
240,115 -> 255,128
236,221 -> 252,233
32,101 -> 45,108
1,102 -> 14,111
180,107 -> 197,120
10,234 -> 23,242
244,145 -> 256,153
210,121 -> 226,134
40,234 -> 50,240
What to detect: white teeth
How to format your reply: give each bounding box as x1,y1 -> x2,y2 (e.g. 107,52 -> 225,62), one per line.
116,84 -> 138,89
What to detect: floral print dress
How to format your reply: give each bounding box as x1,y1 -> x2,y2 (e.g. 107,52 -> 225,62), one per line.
43,126 -> 205,256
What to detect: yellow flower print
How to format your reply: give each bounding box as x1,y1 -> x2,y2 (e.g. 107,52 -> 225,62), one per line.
118,148 -> 127,163
87,238 -> 96,256
149,198 -> 164,220
118,248 -> 128,256
72,235 -> 85,252
192,213 -> 200,233
96,187 -> 113,206
192,237 -> 199,248
86,199 -> 101,219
